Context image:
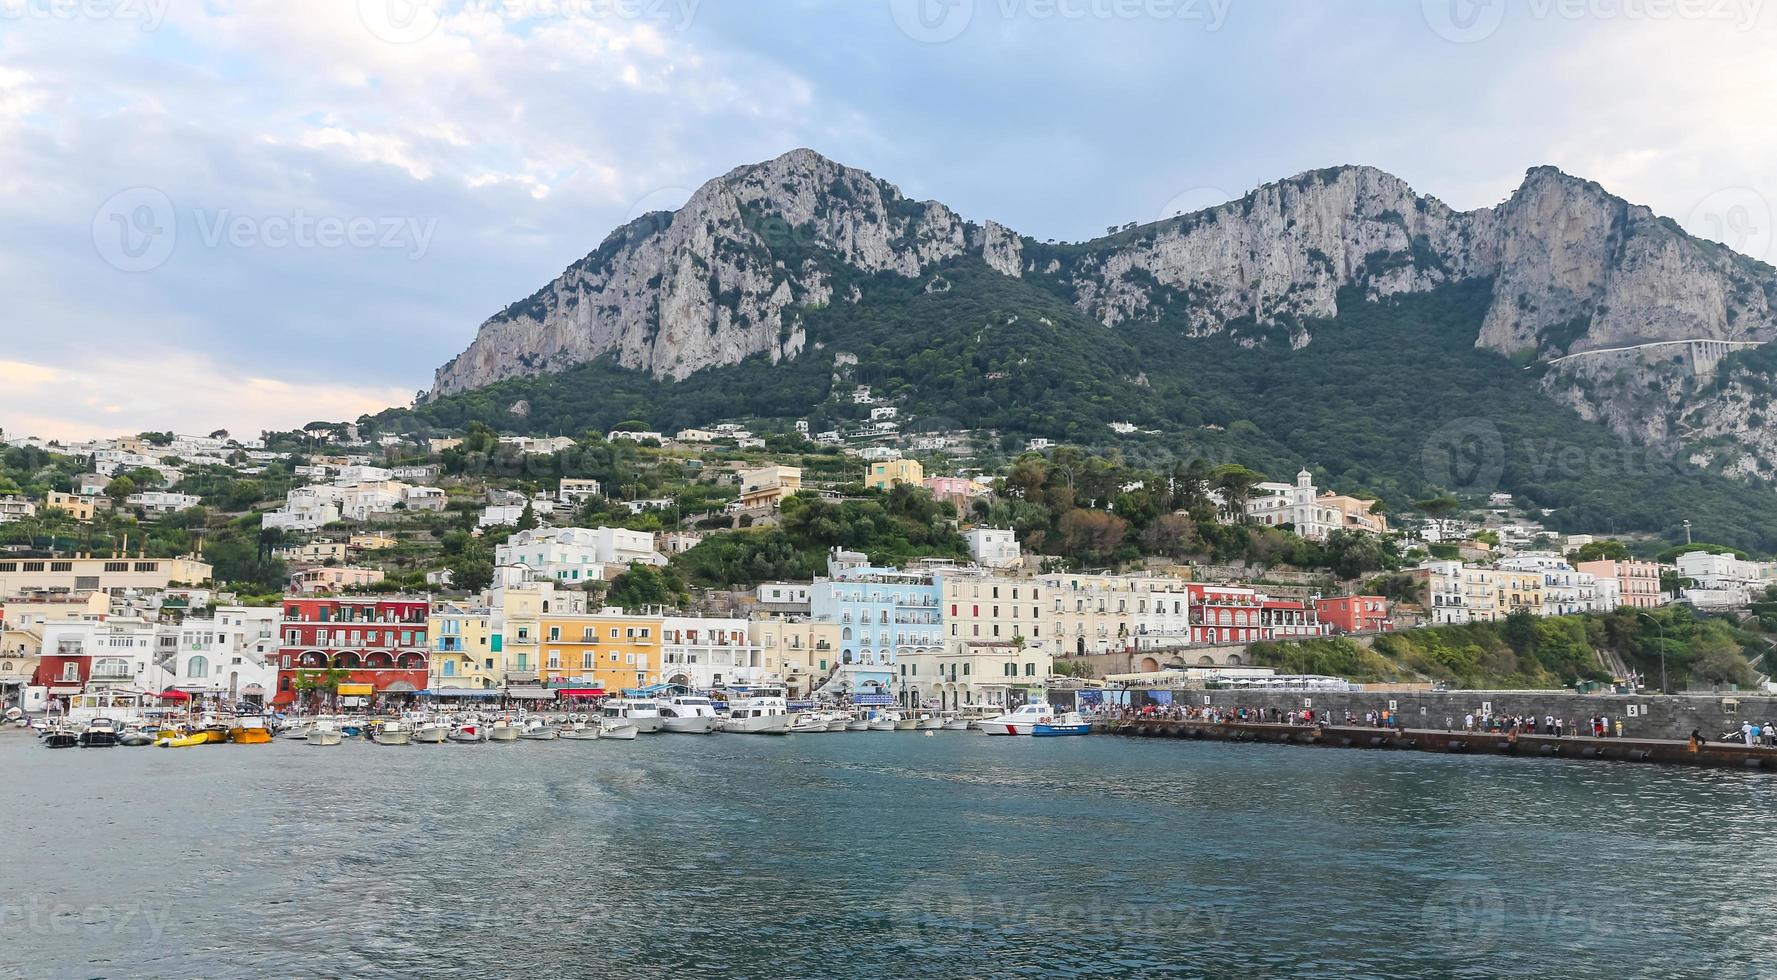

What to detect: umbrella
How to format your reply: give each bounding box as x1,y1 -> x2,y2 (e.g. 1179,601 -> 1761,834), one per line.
156,689 -> 192,701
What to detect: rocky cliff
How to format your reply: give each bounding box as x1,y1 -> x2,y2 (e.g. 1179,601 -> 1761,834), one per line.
428,149 -> 1777,481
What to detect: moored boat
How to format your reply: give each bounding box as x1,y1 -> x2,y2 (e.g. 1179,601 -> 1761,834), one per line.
719,689 -> 790,734
788,712 -> 830,734
229,716 -> 275,744
306,717 -> 344,746
449,720 -> 487,743
559,723 -> 602,741
600,698 -> 664,734
79,717 -> 121,748
844,716 -> 869,732
917,714 -> 944,730
941,715 -> 971,731
412,720 -> 450,744
597,720 -> 639,740
981,702 -> 1053,736
488,719 -> 522,742
659,695 -> 720,734
518,720 -> 558,740
1032,711 -> 1091,737
41,726 -> 79,749
866,711 -> 900,732
893,714 -> 919,731
119,724 -> 156,747
372,720 -> 413,745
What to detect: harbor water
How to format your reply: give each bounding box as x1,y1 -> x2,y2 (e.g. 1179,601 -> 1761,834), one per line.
4,729 -> 1775,979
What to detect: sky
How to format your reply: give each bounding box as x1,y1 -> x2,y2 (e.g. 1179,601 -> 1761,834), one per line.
2,0 -> 1775,441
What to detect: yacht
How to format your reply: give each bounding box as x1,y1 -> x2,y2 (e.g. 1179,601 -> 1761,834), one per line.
79,717 -> 121,748
372,720 -> 413,745
601,699 -> 664,734
719,689 -> 790,734
659,695 -> 720,734
519,719 -> 558,741
981,702 -> 1054,736
306,717 -> 344,746
413,719 -> 450,744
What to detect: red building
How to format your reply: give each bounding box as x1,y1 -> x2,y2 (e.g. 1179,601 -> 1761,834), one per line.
274,596 -> 429,706
1313,595 -> 1393,634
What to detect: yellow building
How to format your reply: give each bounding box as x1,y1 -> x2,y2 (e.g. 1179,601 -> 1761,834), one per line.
738,466 -> 802,512
749,616 -> 843,697
491,582 -> 592,684
1493,570 -> 1545,617
866,458 -> 924,490
350,533 -> 399,551
540,610 -> 664,692
43,492 -> 98,522
427,601 -> 499,690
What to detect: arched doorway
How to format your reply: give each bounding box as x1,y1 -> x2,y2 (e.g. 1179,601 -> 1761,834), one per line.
1138,657 -> 1160,673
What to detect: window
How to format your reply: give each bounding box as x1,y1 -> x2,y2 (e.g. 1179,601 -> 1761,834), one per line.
103,561 -> 128,572
549,627 -> 561,641
548,651 -> 560,669
50,561 -> 72,572
188,655 -> 209,678
582,652 -> 595,669
62,662 -> 79,681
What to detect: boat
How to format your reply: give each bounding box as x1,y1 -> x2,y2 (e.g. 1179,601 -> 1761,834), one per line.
719,689 -> 790,734
600,699 -> 664,734
1032,711 -> 1092,737
412,719 -> 450,744
229,716 -> 275,744
981,702 -> 1054,736
788,712 -> 831,734
488,719 -> 522,742
941,715 -> 971,731
449,719 -> 487,743
960,704 -> 1008,730
844,715 -> 869,732
41,726 -> 79,749
597,720 -> 639,740
659,695 -> 721,734
278,721 -> 313,740
917,714 -> 944,730
118,724 -> 156,747
156,731 -> 208,748
518,720 -> 558,741
79,717 -> 121,748
825,714 -> 849,732
559,723 -> 602,741
893,714 -> 919,731
372,720 -> 413,745
867,711 -> 900,732
306,717 -> 344,746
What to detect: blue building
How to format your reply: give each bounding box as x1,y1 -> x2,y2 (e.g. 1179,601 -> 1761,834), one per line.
808,550 -> 943,702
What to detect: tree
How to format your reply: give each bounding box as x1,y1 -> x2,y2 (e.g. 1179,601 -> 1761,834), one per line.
1413,496 -> 1463,540
1210,465 -> 1265,523
105,475 -> 137,505
1572,539 -> 1629,563
606,564 -> 687,610
1057,509 -> 1127,566
1139,513 -> 1197,560
516,500 -> 538,531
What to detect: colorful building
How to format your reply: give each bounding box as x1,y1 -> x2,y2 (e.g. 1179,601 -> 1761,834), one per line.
537,609 -> 664,694
428,601 -> 498,690
866,458 -> 925,490
1313,595 -> 1393,634
274,596 -> 429,706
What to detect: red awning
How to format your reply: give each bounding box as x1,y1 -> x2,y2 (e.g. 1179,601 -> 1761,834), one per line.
157,689 -> 192,702
559,688 -> 605,698
270,691 -> 297,706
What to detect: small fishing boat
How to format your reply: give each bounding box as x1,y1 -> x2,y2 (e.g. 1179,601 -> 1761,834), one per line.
412,720 -> 450,744
598,720 -> 639,740
558,723 -> 602,741
372,720 -> 412,745
942,716 -> 971,731
845,715 -> 869,732
893,714 -> 919,731
788,712 -> 830,734
825,714 -> 849,732
306,718 -> 344,746
518,720 -> 558,741
449,721 -> 487,743
119,724 -> 156,747
79,717 -> 121,748
278,720 -> 313,740
41,726 -> 79,749
488,719 -> 522,742
867,711 -> 900,732
229,716 -> 275,744
917,714 -> 944,730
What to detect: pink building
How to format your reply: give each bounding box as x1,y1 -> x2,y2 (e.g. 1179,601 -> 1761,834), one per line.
923,476 -> 989,511
1576,559 -> 1665,609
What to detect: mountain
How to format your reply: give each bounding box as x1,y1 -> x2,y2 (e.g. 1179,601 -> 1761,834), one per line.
393,149 -> 1777,550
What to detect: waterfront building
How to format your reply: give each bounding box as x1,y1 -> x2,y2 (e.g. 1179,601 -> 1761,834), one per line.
748,615 -> 842,698
1576,559 -> 1665,610
273,596 -> 430,707
809,557 -> 941,701
537,609 -> 664,693
495,526 -> 667,585
660,616 -> 767,690
490,582 -> 591,686
1313,595 -> 1393,634
35,616 -> 163,698
427,601 -> 498,691
164,606 -> 280,703
898,640 -> 1052,711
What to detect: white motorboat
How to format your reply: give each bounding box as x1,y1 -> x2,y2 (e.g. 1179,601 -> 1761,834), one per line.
488,719 -> 522,742
413,720 -> 450,744
788,712 -> 830,734
893,714 -> 919,731
867,711 -> 900,732
659,695 -> 721,734
558,723 -> 601,741
941,716 -> 971,731
449,720 -> 488,743
719,689 -> 790,734
825,714 -> 849,732
598,720 -> 639,740
981,702 -> 1054,736
306,717 -> 343,746
372,720 -> 412,745
519,720 -> 558,740
960,704 -> 1005,730
917,714 -> 944,730
844,715 -> 869,732
279,720 -> 313,740
600,699 -> 664,734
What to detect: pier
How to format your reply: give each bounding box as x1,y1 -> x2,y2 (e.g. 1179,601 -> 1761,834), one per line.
1096,718 -> 1777,770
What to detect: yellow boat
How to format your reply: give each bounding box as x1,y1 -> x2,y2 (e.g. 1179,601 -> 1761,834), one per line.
156,732 -> 208,748
229,717 -> 274,744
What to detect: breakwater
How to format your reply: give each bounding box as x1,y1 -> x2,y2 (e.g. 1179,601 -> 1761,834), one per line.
1098,718 -> 1777,769
1064,688 -> 1777,741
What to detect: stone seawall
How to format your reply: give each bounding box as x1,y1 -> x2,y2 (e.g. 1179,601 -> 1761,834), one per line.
1059,689 -> 1777,741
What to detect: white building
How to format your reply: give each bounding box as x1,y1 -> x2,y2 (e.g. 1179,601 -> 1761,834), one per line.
1677,550 -> 1777,606
754,582 -> 812,612
125,491 -> 202,515
608,430 -> 664,444
1497,552 -> 1600,615
495,527 -> 667,584
965,527 -> 1021,569
660,617 -> 769,690
164,606 -> 280,702
1241,469 -> 1388,541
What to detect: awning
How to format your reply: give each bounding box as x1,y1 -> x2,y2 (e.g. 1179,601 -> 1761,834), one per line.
425,689 -> 500,698
337,683 -> 374,696
156,689 -> 192,701
620,684 -> 669,697
49,686 -> 82,695
853,694 -> 892,706
380,680 -> 419,693
271,691 -> 296,706
559,688 -> 605,699
507,689 -> 555,700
